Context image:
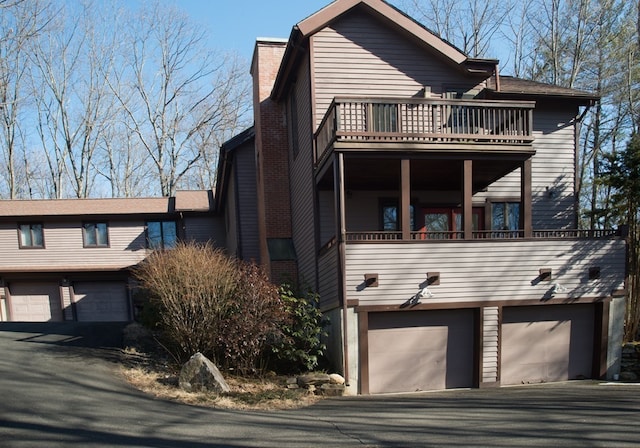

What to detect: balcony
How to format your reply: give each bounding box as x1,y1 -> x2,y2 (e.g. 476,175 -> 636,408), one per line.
315,97 -> 535,166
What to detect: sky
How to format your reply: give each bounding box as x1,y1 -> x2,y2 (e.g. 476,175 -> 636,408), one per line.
176,1 -> 335,62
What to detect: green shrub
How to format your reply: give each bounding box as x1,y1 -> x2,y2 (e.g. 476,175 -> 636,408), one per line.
270,285 -> 327,373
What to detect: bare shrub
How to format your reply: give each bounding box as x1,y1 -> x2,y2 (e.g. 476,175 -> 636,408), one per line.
133,242 -> 239,362
216,262 -> 289,375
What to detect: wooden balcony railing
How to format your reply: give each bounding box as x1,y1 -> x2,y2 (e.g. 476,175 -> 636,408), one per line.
339,228 -> 620,243
315,97 -> 535,165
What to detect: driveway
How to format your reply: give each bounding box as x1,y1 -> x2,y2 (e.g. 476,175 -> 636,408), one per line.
1,322 -> 640,447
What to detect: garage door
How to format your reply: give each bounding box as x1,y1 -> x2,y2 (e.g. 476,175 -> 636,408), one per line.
9,282 -> 63,322
368,309 -> 475,394
73,282 -> 129,322
501,304 -> 594,385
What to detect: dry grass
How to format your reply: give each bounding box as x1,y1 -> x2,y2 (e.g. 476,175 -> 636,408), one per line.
120,348 -> 322,410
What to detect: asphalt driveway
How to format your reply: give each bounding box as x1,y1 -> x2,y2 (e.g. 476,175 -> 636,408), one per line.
1,322 -> 639,448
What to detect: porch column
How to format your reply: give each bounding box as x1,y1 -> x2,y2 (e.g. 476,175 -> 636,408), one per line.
521,158 -> 532,238
462,159 -> 473,239
334,152 -> 350,385
401,159 -> 411,240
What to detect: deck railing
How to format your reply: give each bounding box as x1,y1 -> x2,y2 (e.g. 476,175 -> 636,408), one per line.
315,97 -> 535,165
337,228 -> 620,244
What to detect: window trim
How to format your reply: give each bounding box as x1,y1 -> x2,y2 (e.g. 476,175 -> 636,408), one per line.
82,221 -> 110,248
379,198 -> 416,231
487,198 -> 521,231
17,222 -> 45,249
145,220 -> 178,250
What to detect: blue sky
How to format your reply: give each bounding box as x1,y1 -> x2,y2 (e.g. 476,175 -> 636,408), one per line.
176,1 -> 333,61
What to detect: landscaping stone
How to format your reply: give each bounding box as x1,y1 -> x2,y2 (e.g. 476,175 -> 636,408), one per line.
320,383 -> 346,397
329,373 -> 345,385
179,352 -> 230,393
297,373 -> 331,388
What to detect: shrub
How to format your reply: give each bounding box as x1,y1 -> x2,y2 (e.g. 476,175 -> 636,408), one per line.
270,285 -> 327,373
216,262 -> 289,375
133,242 -> 239,362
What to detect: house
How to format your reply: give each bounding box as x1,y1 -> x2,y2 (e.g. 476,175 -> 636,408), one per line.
0,0 -> 628,396
218,0 -> 627,394
0,190 -> 222,322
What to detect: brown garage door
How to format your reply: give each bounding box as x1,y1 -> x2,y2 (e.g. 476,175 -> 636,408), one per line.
501,304 -> 594,385
368,309 -> 475,394
73,282 -> 129,322
9,282 -> 63,322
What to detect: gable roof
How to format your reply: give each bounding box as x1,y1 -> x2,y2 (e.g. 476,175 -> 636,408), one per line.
272,0 -> 496,100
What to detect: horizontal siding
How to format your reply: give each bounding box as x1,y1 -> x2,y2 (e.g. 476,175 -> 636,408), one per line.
290,55 -> 317,287
0,220 -> 147,270
183,216 -> 220,245
477,106 -> 577,229
312,10 -> 482,129
318,245 -> 339,310
235,143 -> 260,262
345,239 -> 626,306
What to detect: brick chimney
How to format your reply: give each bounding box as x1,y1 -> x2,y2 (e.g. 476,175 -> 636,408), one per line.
251,39 -> 296,283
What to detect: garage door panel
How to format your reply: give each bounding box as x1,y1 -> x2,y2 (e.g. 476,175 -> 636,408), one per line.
74,282 -> 129,322
368,310 -> 474,394
9,283 -> 63,322
501,305 -> 593,385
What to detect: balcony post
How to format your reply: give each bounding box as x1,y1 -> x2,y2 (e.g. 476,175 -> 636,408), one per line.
463,159 -> 473,239
334,152 -> 350,385
401,159 -> 411,240
521,158 -> 532,238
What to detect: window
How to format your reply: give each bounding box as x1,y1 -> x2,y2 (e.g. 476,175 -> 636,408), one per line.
492,202 -> 520,231
372,103 -> 398,133
83,222 -> 109,247
381,201 -> 414,231
18,223 -> 44,248
146,221 -> 177,249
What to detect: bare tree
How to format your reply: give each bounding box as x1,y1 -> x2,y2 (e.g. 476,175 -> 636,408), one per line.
109,3 -> 251,197
406,0 -> 511,58
28,0 -> 119,198
0,0 -> 49,198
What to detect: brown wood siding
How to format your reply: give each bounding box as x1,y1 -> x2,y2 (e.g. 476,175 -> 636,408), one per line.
476,106 -> 576,229
318,244 -> 339,310
0,220 -> 147,271
183,216 -> 221,245
235,142 -> 260,262
345,239 -> 626,306
312,10 -> 482,130
481,306 -> 499,383
224,176 -> 239,256
289,54 -> 318,287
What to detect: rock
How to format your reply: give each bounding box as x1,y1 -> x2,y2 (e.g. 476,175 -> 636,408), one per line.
297,373 -> 331,388
178,352 -> 230,393
329,373 -> 345,385
320,383 -> 345,397
619,371 -> 638,382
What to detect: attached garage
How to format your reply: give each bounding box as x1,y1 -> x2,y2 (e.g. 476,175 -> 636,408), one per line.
367,309 -> 475,394
501,304 -> 594,385
73,282 -> 130,322
8,282 -> 63,322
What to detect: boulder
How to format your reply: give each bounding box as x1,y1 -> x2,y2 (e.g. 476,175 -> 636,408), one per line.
297,373 -> 331,388
320,383 -> 346,397
329,373 -> 345,385
179,352 -> 230,393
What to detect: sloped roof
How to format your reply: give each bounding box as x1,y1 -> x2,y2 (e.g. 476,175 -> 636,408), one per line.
0,191 -> 213,218
174,190 -> 214,212
486,76 -> 599,102
272,0 -> 495,100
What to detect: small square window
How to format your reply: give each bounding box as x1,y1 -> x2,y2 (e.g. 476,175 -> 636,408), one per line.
83,222 -> 109,247
18,223 -> 44,248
